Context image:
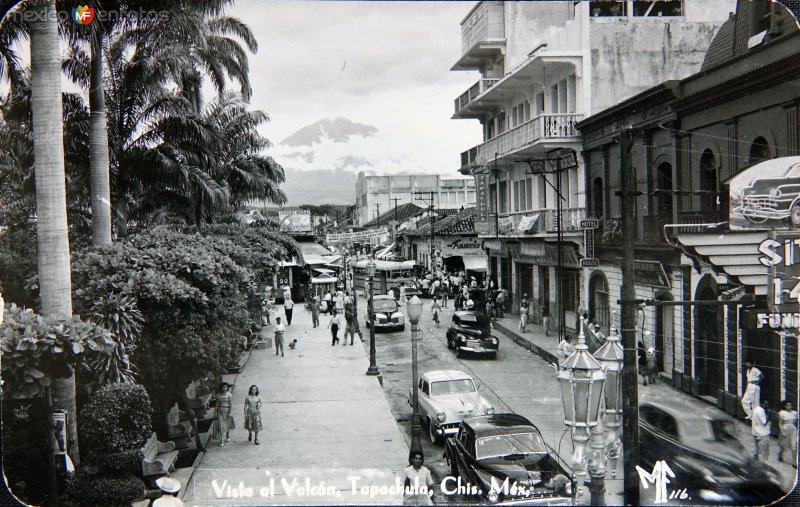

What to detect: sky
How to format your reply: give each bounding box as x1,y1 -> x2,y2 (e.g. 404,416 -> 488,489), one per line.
228,0 -> 483,175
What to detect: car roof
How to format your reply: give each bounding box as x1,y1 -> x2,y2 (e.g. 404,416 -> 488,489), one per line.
641,399 -> 727,421
421,370 -> 473,382
462,413 -> 540,436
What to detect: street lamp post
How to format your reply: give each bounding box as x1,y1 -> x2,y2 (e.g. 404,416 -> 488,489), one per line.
588,327 -> 625,506
406,296 -> 424,454
366,259 -> 380,376
557,330 -> 606,500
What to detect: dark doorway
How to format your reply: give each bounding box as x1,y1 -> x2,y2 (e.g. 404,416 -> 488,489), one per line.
695,282 -> 723,397
654,294 -> 673,374
699,150 -> 718,213
742,325 -> 781,412
539,266 -> 550,320
655,163 -> 673,216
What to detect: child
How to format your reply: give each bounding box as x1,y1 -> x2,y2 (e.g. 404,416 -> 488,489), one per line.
778,400 -> 798,467
244,385 -> 262,445
288,339 -> 298,350
431,300 -> 441,328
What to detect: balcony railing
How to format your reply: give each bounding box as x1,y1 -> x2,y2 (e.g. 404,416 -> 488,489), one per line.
460,146 -> 479,169
454,78 -> 501,114
676,210 -> 725,233
543,208 -> 586,233
477,113 -> 583,163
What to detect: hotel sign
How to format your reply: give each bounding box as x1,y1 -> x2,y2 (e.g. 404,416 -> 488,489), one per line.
475,173 -> 490,222
757,235 -> 800,329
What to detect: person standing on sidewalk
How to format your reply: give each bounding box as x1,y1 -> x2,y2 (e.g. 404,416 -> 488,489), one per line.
742,362 -> 763,419
274,317 -> 285,357
244,385 -> 262,445
344,302 -> 357,345
431,299 -> 441,327
310,296 -> 320,328
495,289 -> 505,319
403,451 -> 434,506
519,294 -> 530,332
212,382 -> 235,446
283,294 -> 294,326
328,309 -> 342,346
751,399 -> 771,461
542,304 -> 551,337
557,335 -> 575,368
778,400 -> 798,467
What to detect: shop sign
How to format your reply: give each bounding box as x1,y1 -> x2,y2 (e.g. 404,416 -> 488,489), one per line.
633,260 -> 670,288
441,237 -> 484,258
517,243 -> 580,268
279,209 -> 312,233
757,235 -> 800,331
326,228 -> 388,243
475,173 -> 490,222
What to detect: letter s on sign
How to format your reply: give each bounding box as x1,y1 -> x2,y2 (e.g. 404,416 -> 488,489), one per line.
758,239 -> 782,267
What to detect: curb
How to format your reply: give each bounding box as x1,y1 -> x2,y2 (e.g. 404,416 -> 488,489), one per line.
493,320 -> 558,364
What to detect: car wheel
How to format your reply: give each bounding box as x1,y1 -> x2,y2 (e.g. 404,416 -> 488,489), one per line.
491,352 -> 498,360
790,202 -> 800,228
400,325 -> 406,332
744,210 -> 768,224
428,418 -> 442,445
447,336 -> 454,349
456,348 -> 463,359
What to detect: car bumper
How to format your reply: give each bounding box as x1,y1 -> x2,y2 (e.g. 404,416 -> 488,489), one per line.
374,321 -> 404,330
432,423 -> 460,437
457,345 -> 498,354
734,204 -> 787,220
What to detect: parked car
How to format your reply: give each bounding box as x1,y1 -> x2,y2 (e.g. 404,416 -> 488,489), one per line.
638,400 -> 785,504
410,370 -> 495,445
446,311 -> 498,358
731,159 -> 800,227
444,413 -> 573,504
365,294 -> 405,332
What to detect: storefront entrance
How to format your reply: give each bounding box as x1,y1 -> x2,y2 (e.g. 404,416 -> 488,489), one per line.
695,280 -> 723,397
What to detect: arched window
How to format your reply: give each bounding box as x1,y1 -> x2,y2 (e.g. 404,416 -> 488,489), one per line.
699,150 -> 718,212
749,137 -> 771,166
589,272 -> 609,332
592,177 -> 604,219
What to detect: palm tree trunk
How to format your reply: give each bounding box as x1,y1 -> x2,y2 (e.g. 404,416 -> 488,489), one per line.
30,0 -> 79,467
89,29 -> 112,246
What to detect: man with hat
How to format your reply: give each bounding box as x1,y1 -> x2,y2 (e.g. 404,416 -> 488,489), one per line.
152,477 -> 184,506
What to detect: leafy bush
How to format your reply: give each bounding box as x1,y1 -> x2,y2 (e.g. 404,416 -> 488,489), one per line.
2,398 -> 51,506
63,466 -> 145,507
78,383 -> 152,472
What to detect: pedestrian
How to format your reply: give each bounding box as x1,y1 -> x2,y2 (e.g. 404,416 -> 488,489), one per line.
742,362 -> 763,419
519,294 -> 530,332
403,451 -> 434,506
431,299 -> 441,327
751,399 -> 771,461
542,304 -> 550,337
500,287 -> 508,316
324,291 -> 332,313
212,382 -> 235,447
557,335 -> 575,367
274,316 -> 285,357
310,296 -> 320,328
495,290 -> 505,319
637,340 -> 647,384
440,280 -> 449,308
244,385 -> 262,445
261,297 -> 272,326
283,294 -> 294,326
646,347 -> 657,384
778,400 -> 798,467
344,301 -> 357,345
328,309 -> 342,346
485,299 -> 495,322
152,477 -> 185,507
335,289 -> 345,314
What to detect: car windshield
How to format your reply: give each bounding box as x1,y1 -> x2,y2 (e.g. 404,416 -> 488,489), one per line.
430,379 -> 476,396
374,299 -> 397,312
457,314 -> 488,329
476,433 -> 547,460
680,417 -> 739,443
785,163 -> 800,178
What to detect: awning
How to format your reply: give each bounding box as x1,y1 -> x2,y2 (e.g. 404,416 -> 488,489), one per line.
463,256 -> 488,271
312,275 -> 339,284
279,260 -> 299,267
303,254 -> 342,266
313,268 -> 335,274
376,243 -> 396,260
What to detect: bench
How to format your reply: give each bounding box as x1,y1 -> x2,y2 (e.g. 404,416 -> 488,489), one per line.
185,382 -> 212,419
141,432 -> 178,477
166,404 -> 192,450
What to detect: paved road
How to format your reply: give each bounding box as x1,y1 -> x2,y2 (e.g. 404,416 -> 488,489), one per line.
370,297 -> 623,504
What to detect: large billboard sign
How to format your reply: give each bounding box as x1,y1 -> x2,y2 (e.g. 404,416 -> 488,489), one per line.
326,228 -> 388,244
279,209 -> 312,233
729,157 -> 800,231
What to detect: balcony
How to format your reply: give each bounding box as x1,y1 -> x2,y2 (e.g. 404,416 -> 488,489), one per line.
454,78 -> 500,116
642,214 -> 671,244
675,210 -> 725,233
542,208 -> 585,233
478,208 -> 585,238
452,2 -> 506,71
460,146 -> 479,172
476,113 -> 583,164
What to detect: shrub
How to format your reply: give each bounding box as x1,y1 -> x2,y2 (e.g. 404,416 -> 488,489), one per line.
63,466 -> 145,507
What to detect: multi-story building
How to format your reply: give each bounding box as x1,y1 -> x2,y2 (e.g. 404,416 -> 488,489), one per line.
577,0 -> 799,412
354,173 -> 476,227
453,0 -> 734,335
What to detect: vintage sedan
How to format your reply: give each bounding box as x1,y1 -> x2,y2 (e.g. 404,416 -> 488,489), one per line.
410,370 -> 495,445
731,158 -> 800,227
365,294 -> 405,332
446,311 -> 499,358
638,400 -> 786,504
444,413 -> 573,504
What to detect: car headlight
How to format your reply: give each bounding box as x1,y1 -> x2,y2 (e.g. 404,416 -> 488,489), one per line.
458,334 -> 467,343
770,188 -> 782,199
486,406 -> 495,415
488,490 -> 500,503
437,412 -> 446,422
491,338 -> 498,344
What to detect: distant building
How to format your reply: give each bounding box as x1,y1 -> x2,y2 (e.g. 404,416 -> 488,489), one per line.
453,0 -> 735,335
354,173 -> 476,227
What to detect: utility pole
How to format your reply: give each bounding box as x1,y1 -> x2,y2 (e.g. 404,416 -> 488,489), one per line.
390,197 -> 401,242
618,126 -> 640,506
414,192 -> 436,273
374,203 -> 381,221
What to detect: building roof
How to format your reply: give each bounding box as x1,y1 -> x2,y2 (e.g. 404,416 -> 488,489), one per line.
407,207 -> 478,237
362,203 -> 426,228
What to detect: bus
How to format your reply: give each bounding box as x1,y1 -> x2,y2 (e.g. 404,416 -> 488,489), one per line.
352,259 -> 417,297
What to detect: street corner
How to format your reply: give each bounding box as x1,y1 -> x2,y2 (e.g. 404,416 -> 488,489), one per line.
185,467 -> 406,505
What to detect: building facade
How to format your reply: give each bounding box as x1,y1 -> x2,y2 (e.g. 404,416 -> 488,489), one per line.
354,173 -> 476,227
452,0 -> 734,336
577,0 -> 800,413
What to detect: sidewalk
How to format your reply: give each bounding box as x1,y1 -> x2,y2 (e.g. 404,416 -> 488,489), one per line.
181,306 -> 409,505
491,315 -> 798,495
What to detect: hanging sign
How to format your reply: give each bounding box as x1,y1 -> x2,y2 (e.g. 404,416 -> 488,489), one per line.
475,173 -> 490,223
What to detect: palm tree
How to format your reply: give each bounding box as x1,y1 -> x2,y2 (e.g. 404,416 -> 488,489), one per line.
29,0 -> 80,465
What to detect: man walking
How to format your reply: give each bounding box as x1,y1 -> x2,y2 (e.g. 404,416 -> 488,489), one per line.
344,301 -> 357,345
742,362 -> 763,419
310,296 -> 320,328
751,399 -> 771,461
283,293 -> 294,326
274,317 -> 285,357
495,289 -> 505,319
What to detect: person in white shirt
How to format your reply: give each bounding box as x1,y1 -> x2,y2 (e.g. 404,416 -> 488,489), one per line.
274,317 -> 286,357
403,452 -> 434,506
742,362 -> 763,419
751,399 -> 771,461
557,336 -> 575,367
